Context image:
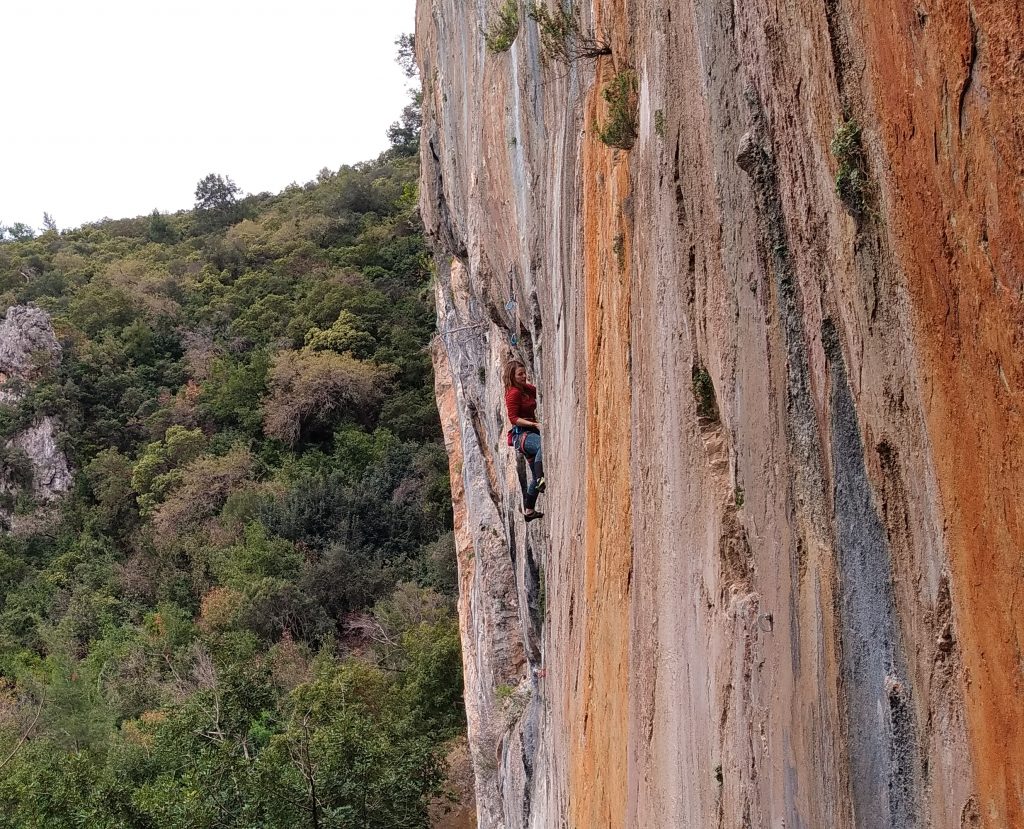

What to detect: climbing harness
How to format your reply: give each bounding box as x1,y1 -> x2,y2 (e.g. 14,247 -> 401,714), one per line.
507,424 -> 529,453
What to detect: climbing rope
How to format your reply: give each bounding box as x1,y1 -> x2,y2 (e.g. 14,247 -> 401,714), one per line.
437,322 -> 488,337
433,269 -> 522,351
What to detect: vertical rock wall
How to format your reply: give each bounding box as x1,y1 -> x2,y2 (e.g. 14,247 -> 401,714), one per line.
417,0 -> 1023,827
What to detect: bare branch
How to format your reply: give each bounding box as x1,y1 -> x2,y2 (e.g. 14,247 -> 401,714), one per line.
0,692 -> 44,774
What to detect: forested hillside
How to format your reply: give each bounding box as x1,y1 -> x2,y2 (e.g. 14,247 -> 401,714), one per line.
0,132 -> 463,827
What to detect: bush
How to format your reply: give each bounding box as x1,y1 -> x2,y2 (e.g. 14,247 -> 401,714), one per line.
150,446 -> 254,547
131,425 -> 207,515
528,2 -> 610,64
0,446 -> 34,491
199,351 -> 271,434
595,70 -> 638,149
831,119 -> 871,216
303,310 -> 376,358
262,349 -> 394,446
484,0 -> 520,53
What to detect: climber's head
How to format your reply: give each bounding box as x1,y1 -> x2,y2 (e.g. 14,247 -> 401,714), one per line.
504,360 -> 528,390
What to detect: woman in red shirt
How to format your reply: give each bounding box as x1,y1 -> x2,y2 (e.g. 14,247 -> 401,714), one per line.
504,360 -> 545,521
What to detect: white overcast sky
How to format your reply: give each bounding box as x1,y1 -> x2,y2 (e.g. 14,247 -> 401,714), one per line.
1,0 -> 417,231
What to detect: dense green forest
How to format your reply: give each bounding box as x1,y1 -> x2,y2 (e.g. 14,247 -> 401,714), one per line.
0,106 -> 463,828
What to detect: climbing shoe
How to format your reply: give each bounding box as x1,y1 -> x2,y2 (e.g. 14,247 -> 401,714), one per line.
536,477 -> 546,494
524,511 -> 544,522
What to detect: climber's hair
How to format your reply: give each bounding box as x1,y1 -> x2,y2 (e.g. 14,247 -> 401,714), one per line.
503,360 -> 527,391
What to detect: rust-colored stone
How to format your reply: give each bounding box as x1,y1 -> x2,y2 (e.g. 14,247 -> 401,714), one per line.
567,48 -> 634,829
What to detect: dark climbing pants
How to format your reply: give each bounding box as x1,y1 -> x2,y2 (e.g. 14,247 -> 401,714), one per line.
522,432 -> 543,510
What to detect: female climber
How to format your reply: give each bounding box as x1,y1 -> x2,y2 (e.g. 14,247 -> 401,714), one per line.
504,360 -> 545,521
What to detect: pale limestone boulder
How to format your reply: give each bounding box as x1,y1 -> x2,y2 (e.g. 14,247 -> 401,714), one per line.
0,306 -> 71,527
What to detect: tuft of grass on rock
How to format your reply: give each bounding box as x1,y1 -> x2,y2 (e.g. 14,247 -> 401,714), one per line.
494,681 -> 531,727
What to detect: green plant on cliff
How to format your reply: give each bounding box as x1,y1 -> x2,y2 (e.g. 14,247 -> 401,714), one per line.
654,108 -> 666,138
692,365 -> 720,424
495,683 -> 516,702
527,1 -> 610,64
495,682 -> 531,728
484,0 -> 521,52
831,118 -> 871,216
595,70 -> 639,150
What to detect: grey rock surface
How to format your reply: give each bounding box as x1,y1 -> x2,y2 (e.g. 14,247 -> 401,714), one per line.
0,306 -> 71,526
0,305 -> 62,381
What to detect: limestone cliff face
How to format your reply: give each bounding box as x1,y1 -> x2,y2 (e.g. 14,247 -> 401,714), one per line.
418,1 -> 1023,827
0,306 -> 72,529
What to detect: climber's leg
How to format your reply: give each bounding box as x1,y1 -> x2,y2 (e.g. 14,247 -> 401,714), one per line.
531,435 -> 544,492
522,433 -> 543,507
523,433 -> 543,480
521,434 -> 543,518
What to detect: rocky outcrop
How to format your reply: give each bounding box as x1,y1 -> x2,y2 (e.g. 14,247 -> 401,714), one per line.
418,1 -> 1023,827
0,305 -> 62,385
0,306 -> 71,528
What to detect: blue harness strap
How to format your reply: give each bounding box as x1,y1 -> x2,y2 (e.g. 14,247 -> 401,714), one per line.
510,426 -> 533,456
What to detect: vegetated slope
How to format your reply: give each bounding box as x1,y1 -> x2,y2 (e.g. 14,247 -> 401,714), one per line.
416,0 -> 1023,827
0,146 -> 467,827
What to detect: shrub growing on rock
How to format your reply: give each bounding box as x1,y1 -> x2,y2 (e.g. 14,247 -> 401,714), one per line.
484,0 -> 520,53
528,1 -> 610,64
595,70 -> 639,150
831,118 -> 871,216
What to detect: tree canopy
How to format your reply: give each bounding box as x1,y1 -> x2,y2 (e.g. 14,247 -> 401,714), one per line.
194,173 -> 241,212
0,143 -> 463,826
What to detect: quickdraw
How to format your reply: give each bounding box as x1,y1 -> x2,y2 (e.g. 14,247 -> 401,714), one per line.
506,272 -> 519,346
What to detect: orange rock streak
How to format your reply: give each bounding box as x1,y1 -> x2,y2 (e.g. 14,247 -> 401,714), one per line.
566,57 -> 635,829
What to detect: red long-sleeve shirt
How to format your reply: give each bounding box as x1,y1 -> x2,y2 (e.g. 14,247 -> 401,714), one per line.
505,384 -> 538,429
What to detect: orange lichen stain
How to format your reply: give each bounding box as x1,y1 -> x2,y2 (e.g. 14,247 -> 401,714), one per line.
859,1 -> 1024,824
567,45 -> 634,829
